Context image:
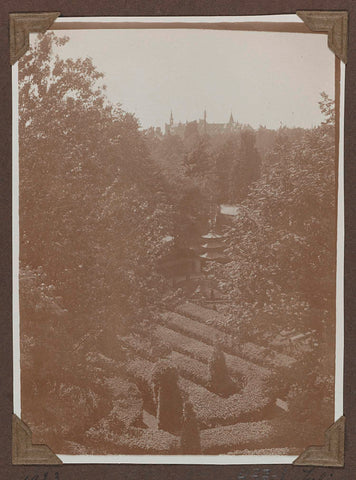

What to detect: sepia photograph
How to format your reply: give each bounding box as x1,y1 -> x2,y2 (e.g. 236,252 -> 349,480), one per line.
13,15 -> 344,462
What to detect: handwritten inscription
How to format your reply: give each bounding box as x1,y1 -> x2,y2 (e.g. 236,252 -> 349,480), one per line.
24,472 -> 59,480
22,468 -> 337,480
281,467 -> 334,480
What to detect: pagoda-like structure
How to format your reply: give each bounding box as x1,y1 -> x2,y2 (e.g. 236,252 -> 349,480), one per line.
199,231 -> 227,263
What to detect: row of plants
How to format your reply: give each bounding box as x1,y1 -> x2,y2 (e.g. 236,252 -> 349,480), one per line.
120,333 -> 221,390
173,303 -> 296,369
85,424 -> 178,454
154,324 -> 271,379
176,301 -> 229,327
153,324 -> 214,364
119,357 -> 157,415
179,377 -> 273,428
202,414 -> 328,456
160,310 -> 227,348
200,419 -> 273,454
239,342 -> 296,368
119,333 -> 171,362
169,351 -> 210,387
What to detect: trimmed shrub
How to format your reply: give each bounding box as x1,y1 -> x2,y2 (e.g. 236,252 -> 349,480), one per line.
180,401 -> 201,454
152,361 -> 184,434
208,344 -> 236,397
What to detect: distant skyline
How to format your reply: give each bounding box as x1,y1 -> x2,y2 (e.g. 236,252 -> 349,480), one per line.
48,28 -> 335,130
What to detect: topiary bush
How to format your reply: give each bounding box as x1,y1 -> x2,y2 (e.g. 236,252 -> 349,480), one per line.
180,400 -> 201,454
152,360 -> 184,434
208,343 -> 236,397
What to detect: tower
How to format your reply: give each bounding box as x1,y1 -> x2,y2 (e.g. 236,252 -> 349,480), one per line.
229,112 -> 234,125
199,232 -> 227,263
203,109 -> 207,133
170,110 -> 174,126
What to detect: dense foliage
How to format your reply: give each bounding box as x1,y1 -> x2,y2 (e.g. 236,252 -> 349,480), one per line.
19,33 -> 173,328
207,95 -> 336,427
211,104 -> 336,333
19,33 -> 175,443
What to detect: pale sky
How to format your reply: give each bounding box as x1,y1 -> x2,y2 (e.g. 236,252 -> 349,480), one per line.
48,28 -> 334,130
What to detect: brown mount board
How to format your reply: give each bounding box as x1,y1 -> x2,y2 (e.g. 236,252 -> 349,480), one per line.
10,12 -> 348,66
1,2 -> 354,479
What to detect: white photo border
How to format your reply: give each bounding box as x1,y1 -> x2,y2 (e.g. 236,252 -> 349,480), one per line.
12,14 -> 345,464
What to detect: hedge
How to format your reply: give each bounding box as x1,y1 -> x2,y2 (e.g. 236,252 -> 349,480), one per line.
200,420 -> 273,454
120,333 -> 171,362
160,311 -> 225,348
153,324 -> 213,364
170,351 -> 210,387
85,425 -> 179,454
240,342 -> 296,368
120,357 -> 156,414
176,302 -> 228,327
201,416 -> 323,454
179,377 -> 272,428
153,325 -> 270,379
171,304 -> 296,369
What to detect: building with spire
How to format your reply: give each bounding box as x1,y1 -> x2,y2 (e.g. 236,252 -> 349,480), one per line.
165,110 -> 240,137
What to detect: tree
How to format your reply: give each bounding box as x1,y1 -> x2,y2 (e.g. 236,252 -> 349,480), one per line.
185,138 -> 211,177
184,137 -> 219,209
148,133 -> 186,179
19,32 -> 174,326
184,120 -> 200,148
318,91 -> 335,126
287,344 -> 334,433
152,361 -> 184,434
207,94 -> 336,428
169,179 -> 209,248
230,128 -> 261,202
180,401 -> 201,454
214,135 -> 239,203
18,32 -> 176,449
208,344 -> 236,397
213,92 -> 336,323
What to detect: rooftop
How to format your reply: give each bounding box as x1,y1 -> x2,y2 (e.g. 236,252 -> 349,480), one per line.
201,232 -> 223,239
200,251 -> 226,260
220,204 -> 241,216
